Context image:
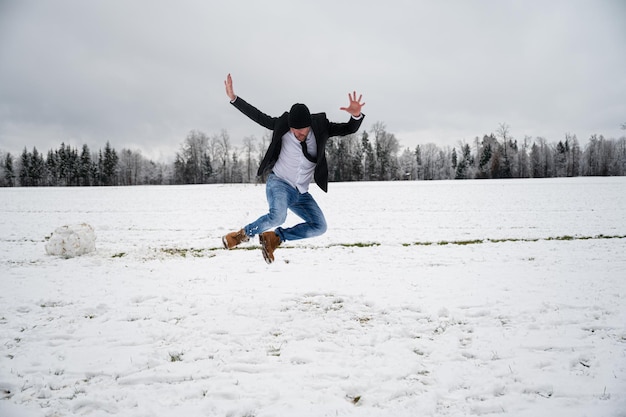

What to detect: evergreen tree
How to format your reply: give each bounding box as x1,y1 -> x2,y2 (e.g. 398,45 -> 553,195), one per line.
462,143 -> 474,177
103,141 -> 119,185
66,146 -> 79,186
454,150 -> 467,179
554,140 -> 567,177
415,145 -> 423,180
79,144 -> 92,186
173,154 -> 185,185
451,148 -> 458,172
478,142 -> 492,178
57,143 -> 68,185
4,153 -> 15,186
30,147 -> 45,186
351,137 -> 364,181
361,131 -> 375,181
89,153 -> 99,185
96,150 -> 104,185
19,148 -> 31,186
45,149 -> 59,186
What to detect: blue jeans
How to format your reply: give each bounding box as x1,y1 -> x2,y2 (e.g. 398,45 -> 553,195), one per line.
244,174 -> 327,242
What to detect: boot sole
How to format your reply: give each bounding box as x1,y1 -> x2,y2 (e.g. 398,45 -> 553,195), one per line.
259,234 -> 274,264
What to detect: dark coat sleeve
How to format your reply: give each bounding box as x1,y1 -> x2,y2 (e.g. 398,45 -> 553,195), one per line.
328,115 -> 364,138
230,96 -> 279,130
230,97 -> 286,177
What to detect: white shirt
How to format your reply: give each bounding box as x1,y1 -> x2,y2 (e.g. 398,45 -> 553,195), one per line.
272,130 -> 317,193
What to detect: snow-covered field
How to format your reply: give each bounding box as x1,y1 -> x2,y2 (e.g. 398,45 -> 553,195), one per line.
1,177 -> 625,417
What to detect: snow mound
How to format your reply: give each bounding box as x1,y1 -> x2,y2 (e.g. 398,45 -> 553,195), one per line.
45,223 -> 96,258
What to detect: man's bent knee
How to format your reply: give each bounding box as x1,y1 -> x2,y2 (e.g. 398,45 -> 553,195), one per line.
267,208 -> 288,227
311,220 -> 327,237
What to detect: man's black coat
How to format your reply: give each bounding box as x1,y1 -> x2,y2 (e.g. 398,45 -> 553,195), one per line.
231,96 -> 364,192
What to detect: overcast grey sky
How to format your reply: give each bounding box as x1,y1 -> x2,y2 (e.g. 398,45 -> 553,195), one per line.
1,0 -> 624,161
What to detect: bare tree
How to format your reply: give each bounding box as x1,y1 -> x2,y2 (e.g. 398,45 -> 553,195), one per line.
118,149 -> 145,185
371,122 -> 400,180
496,123 -> 513,178
420,143 -> 440,180
177,130 -> 209,184
242,136 -> 257,183
216,129 -> 231,182
399,148 -> 417,180
530,136 -> 552,178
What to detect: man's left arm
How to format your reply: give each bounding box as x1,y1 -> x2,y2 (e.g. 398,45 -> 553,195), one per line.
328,113 -> 365,137
328,91 -> 365,136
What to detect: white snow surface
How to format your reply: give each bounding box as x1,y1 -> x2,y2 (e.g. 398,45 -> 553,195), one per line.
1,177 -> 625,417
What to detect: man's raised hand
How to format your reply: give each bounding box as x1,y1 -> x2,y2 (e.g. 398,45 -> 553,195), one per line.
340,91 -> 365,117
224,73 -> 236,101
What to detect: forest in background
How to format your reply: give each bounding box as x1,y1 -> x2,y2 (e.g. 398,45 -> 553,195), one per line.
1,122 -> 625,187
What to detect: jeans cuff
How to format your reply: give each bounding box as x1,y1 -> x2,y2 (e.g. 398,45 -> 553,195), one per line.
274,227 -> 285,242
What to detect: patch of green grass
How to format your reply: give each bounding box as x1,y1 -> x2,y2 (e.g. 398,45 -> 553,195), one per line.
239,245 -> 262,251
406,234 -> 625,248
160,248 -> 216,257
456,239 -> 484,245
116,234 -> 626,260
595,234 -> 626,240
436,239 -> 483,246
334,242 -> 381,248
548,235 -> 575,241
161,248 -> 191,257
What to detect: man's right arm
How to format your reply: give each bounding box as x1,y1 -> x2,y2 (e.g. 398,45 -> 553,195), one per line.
231,96 -> 277,130
225,73 -> 277,130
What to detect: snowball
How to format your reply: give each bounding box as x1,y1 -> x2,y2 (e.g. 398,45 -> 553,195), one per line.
45,223 -> 96,258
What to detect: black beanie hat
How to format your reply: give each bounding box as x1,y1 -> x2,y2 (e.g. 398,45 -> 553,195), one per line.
288,103 -> 311,129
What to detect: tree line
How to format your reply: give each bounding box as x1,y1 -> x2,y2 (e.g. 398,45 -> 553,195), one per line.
0,142 -> 168,187
324,123 -> 626,181
2,122 -> 625,187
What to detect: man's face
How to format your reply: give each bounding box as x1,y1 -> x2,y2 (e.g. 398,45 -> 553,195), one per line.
290,127 -> 310,142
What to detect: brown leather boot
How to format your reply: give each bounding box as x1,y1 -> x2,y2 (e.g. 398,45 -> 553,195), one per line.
259,231 -> 281,264
222,229 -> 250,249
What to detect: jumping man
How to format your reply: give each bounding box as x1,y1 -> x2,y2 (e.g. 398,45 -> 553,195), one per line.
222,74 -> 365,263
